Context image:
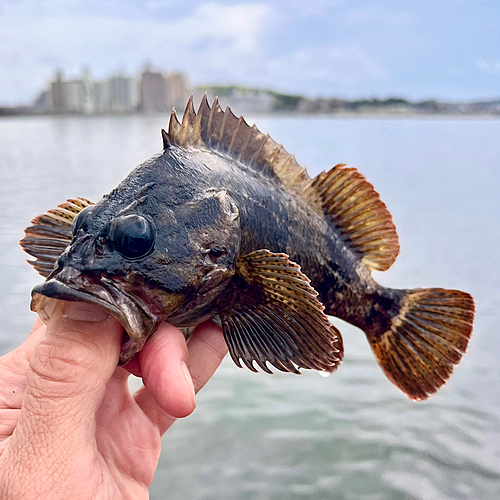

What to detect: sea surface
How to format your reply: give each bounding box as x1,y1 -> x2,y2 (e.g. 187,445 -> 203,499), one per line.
0,114 -> 499,499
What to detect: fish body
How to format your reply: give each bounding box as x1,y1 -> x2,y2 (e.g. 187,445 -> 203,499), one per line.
21,96 -> 475,401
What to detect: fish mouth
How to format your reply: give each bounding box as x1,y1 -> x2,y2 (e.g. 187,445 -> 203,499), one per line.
31,268 -> 170,364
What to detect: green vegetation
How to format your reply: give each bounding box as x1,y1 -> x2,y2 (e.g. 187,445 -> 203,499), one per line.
195,85 -> 270,98
269,91 -> 302,111
194,85 -> 302,111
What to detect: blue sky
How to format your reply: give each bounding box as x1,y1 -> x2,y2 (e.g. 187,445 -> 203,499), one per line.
0,0 -> 499,105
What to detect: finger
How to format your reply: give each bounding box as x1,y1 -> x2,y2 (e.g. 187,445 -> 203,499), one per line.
135,321 -> 226,435
137,322 -> 195,419
134,386 -> 177,435
187,321 -> 228,393
13,301 -> 123,455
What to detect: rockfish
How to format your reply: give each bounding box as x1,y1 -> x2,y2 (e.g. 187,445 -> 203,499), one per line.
20,95 -> 475,400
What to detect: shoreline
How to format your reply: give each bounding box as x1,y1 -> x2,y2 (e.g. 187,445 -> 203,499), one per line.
0,110 -> 498,120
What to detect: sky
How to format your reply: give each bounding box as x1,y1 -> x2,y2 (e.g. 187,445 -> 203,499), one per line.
0,0 -> 499,105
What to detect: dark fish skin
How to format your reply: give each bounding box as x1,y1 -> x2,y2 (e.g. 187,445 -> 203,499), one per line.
129,147 -> 393,334
21,97 -> 475,401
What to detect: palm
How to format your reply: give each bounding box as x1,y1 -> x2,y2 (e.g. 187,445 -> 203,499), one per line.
93,369 -> 168,499
0,317 -> 227,500
0,325 -> 46,456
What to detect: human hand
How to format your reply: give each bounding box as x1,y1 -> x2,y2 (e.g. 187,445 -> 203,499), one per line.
0,301 -> 228,500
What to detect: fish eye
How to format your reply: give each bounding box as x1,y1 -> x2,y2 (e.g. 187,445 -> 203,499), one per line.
72,206 -> 93,235
109,214 -> 155,260
209,245 -> 227,263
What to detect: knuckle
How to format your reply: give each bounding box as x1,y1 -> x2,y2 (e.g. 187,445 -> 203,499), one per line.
29,335 -> 98,388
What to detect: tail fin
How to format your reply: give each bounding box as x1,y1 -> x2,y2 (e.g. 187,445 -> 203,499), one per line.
368,288 -> 474,401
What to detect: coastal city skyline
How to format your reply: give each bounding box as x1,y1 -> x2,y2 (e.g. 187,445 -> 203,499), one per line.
2,62 -> 498,118
1,2 -> 498,108
33,65 -> 191,115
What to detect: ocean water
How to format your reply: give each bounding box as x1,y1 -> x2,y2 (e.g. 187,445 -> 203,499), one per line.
0,114 -> 499,499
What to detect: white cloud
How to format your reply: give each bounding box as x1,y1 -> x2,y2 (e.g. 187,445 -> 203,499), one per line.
1,1 -> 496,104
265,43 -> 390,96
475,58 -> 500,74
0,1 -> 273,104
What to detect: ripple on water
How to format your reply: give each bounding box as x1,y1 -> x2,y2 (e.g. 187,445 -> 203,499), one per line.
1,116 -> 499,500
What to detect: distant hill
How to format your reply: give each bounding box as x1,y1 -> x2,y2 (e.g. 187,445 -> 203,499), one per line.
194,85 -> 500,116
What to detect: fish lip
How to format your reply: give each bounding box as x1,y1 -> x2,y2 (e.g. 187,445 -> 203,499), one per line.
31,279 -> 126,323
30,272 -> 161,364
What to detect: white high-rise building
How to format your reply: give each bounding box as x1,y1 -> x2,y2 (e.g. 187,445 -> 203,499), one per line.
59,68 -> 95,114
109,75 -> 137,112
42,66 -> 189,115
93,80 -> 111,113
80,67 -> 95,114
64,80 -> 82,113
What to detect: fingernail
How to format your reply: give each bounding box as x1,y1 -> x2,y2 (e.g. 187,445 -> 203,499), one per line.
63,301 -> 109,322
181,361 -> 196,404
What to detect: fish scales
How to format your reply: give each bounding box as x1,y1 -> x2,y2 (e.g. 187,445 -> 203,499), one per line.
20,95 -> 475,401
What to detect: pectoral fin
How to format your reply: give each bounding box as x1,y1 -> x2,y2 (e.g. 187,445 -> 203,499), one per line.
20,198 -> 94,277
219,249 -> 343,374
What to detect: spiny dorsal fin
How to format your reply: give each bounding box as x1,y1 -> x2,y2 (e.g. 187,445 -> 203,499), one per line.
168,95 -> 313,198
305,164 -> 400,271
161,129 -> 171,149
169,96 -> 399,271
168,108 -> 182,141
181,94 -> 197,146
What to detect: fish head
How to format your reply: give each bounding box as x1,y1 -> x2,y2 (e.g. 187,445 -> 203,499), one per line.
31,186 -> 240,364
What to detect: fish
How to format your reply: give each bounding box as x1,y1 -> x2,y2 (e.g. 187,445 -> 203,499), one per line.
20,95 -> 475,401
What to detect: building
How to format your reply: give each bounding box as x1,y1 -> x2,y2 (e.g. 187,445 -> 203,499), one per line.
37,66 -> 190,115
194,87 -> 275,115
64,80 -> 82,113
166,72 -> 190,110
228,89 -> 275,114
33,90 -> 53,113
51,71 -> 65,113
80,68 -> 95,114
93,80 -> 111,113
109,75 -> 137,112
139,66 -> 168,112
48,68 -> 95,114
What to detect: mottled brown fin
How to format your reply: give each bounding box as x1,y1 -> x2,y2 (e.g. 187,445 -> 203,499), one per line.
304,164 -> 400,271
369,288 -> 475,400
168,95 -> 315,200
20,198 -> 94,277
219,249 -> 343,374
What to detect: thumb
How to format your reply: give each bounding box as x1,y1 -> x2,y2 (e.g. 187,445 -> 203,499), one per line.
17,300 -> 123,453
